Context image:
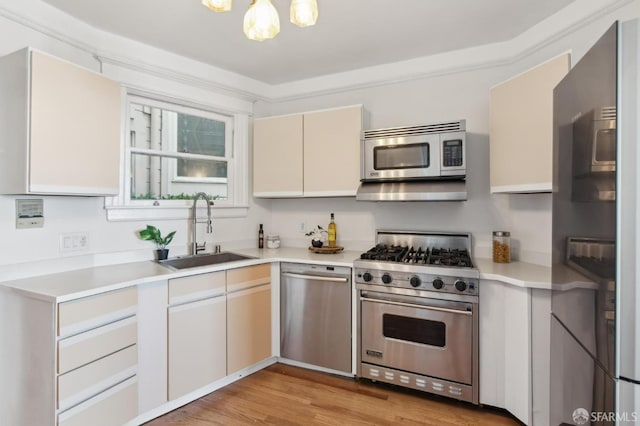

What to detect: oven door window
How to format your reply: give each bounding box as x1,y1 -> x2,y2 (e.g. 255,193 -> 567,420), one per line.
382,313 -> 445,347
373,143 -> 429,170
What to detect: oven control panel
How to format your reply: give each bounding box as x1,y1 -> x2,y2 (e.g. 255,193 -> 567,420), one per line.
355,268 -> 477,295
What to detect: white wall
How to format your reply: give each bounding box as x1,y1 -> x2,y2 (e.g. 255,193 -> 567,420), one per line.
255,1 -> 640,265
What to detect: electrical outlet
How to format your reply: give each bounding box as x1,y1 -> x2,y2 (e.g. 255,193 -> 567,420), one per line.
299,222 -> 306,233
60,232 -> 89,253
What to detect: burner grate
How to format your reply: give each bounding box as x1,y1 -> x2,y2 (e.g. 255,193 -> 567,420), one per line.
360,245 -> 473,268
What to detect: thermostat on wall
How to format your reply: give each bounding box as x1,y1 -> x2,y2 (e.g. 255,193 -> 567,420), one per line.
16,199 -> 44,229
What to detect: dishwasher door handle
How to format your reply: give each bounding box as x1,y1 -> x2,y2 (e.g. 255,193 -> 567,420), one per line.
282,272 -> 349,283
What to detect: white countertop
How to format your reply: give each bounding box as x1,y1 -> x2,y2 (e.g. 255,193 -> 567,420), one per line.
0,247 -> 363,303
475,258 -> 598,291
475,258 -> 551,289
2,248 -> 593,303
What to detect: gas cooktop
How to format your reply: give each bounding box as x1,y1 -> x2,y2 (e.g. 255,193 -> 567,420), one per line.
360,244 -> 474,268
354,230 -> 479,296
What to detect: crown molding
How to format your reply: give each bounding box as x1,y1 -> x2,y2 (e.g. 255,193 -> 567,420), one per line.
0,0 -> 635,103
95,54 -> 265,104
267,0 -> 636,102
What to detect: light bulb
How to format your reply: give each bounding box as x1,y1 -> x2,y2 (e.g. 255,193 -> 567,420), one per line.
201,0 -> 232,12
244,0 -> 280,41
290,0 -> 318,27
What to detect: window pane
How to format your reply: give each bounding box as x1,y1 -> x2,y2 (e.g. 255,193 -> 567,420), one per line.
130,103 -> 158,150
177,114 -> 226,157
129,103 -> 227,157
130,153 -> 227,201
177,158 -> 227,179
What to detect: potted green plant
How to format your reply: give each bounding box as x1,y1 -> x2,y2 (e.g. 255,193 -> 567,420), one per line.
305,225 -> 327,248
139,225 -> 176,260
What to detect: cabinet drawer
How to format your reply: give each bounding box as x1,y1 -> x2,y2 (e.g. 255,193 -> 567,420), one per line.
58,287 -> 137,337
227,264 -> 270,293
169,271 -> 226,305
58,316 -> 137,374
57,376 -> 138,426
58,344 -> 137,411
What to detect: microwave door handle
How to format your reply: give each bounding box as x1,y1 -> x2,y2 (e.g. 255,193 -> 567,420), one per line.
359,296 -> 472,316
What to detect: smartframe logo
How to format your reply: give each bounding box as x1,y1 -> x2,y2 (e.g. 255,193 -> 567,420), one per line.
572,407 -> 638,424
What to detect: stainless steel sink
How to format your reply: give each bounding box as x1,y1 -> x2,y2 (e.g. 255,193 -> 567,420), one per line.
158,252 -> 254,270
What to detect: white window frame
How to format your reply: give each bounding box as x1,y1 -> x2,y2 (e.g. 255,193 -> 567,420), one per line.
105,90 -> 249,221
163,109 -> 230,185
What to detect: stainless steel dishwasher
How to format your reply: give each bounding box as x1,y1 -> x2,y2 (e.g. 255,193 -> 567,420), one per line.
280,262 -> 352,373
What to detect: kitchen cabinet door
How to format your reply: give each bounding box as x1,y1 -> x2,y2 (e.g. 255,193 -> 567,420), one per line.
168,296 -> 226,400
303,105 -> 362,196
0,48 -> 121,196
253,114 -> 304,197
227,284 -> 271,375
226,263 -> 271,375
252,105 -> 363,198
490,53 -> 569,193
479,280 -> 531,424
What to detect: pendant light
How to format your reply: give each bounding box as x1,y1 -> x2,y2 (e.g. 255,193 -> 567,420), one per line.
290,0 -> 318,27
201,0 -> 232,12
243,0 -> 280,41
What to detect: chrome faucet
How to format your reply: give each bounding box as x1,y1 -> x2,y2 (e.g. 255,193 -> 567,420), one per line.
191,192 -> 213,255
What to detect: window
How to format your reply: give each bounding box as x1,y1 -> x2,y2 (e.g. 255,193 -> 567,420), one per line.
106,94 -> 249,220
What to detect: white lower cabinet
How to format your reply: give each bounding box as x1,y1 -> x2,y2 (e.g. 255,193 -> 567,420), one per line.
227,284 -> 271,374
57,376 -> 138,426
164,266 -> 272,402
55,288 -> 139,426
167,271 -> 227,400
2,265 -> 276,425
227,264 -> 272,375
57,344 -> 137,411
168,296 -> 227,400
480,280 -> 551,425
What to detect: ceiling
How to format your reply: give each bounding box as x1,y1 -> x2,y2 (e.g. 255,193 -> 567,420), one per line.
41,0 -> 576,85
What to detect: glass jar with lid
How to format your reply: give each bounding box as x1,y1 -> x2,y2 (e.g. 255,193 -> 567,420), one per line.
266,235 -> 281,249
492,231 -> 511,263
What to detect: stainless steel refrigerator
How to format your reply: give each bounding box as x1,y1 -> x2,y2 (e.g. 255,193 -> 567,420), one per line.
550,19 -> 640,425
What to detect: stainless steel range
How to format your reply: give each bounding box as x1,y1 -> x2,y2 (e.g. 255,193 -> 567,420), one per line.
355,230 -> 479,404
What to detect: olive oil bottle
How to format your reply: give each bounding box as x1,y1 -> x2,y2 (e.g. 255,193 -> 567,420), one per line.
328,213 -> 337,247
258,224 -> 264,249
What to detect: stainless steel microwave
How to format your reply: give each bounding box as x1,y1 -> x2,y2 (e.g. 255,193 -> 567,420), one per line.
572,106 -> 616,175
361,120 -> 466,182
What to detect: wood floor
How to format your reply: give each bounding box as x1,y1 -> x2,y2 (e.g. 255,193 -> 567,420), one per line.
146,363 -> 519,425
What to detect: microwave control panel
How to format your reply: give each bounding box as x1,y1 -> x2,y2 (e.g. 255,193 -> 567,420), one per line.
442,139 -> 463,167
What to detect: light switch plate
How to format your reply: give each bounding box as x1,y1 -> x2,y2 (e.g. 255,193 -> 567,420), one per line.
16,199 -> 44,229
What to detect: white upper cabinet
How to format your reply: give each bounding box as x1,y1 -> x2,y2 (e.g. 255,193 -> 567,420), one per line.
253,105 -> 363,198
0,48 -> 122,196
490,53 -> 570,193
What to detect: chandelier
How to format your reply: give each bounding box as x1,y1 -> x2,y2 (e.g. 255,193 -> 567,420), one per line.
201,0 -> 319,42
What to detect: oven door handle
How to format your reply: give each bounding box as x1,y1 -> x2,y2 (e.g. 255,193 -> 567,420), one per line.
282,272 -> 349,283
360,296 -> 472,316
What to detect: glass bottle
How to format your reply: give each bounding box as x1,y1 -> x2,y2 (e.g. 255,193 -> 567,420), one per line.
328,213 -> 337,247
258,224 -> 264,249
